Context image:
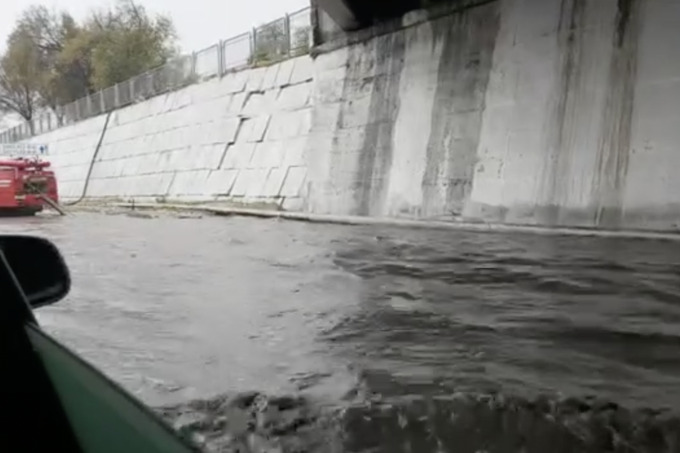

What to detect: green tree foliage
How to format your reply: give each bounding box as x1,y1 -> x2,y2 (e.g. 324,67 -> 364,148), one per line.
0,29 -> 44,125
87,0 -> 176,90
50,27 -> 97,108
0,0 -> 176,119
12,6 -> 87,112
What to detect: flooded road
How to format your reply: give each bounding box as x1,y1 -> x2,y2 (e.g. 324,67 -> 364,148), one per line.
3,211 -> 680,452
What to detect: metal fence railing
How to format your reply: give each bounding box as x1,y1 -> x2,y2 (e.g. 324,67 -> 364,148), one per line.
0,7 -> 312,144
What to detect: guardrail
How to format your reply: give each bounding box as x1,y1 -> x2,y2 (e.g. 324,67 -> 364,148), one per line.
0,7 -> 312,144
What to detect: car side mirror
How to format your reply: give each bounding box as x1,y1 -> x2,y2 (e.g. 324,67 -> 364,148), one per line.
0,235 -> 70,309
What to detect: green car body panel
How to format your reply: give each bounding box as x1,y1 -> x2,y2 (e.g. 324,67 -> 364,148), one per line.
26,325 -> 197,452
0,235 -> 198,452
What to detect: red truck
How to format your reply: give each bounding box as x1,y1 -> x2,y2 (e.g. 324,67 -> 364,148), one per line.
0,157 -> 59,216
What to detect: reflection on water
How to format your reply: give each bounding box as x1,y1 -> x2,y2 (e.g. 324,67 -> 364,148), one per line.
3,211 -> 679,452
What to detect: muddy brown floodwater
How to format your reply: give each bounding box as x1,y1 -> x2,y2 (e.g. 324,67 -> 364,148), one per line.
3,211 -> 680,452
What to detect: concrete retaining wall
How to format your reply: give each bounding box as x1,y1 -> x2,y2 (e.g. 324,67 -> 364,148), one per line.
307,0 -> 680,231
26,56 -> 314,209
23,115 -> 107,200
21,0 -> 680,231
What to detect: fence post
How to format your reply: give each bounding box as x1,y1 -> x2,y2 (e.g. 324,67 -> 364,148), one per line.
218,40 -> 224,77
251,27 -> 257,64
114,83 -> 120,108
285,14 -> 291,56
191,52 -> 197,78
128,78 -> 133,103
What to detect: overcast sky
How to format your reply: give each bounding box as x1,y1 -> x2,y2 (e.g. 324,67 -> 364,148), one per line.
0,0 -> 310,53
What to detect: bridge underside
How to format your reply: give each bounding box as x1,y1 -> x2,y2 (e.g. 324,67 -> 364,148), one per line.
315,0 -> 434,30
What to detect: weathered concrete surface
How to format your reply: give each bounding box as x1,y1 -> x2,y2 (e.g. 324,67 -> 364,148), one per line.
22,0 -> 680,232
306,0 -> 504,218
24,56 -> 314,210
464,0 -> 647,228
307,0 -> 680,231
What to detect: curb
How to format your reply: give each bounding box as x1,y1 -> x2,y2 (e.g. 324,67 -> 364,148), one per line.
101,202 -> 680,242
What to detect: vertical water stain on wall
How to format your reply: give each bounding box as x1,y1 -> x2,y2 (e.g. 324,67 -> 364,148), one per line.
329,45 -> 366,211
354,33 -> 406,216
592,0 -> 641,228
539,0 -> 586,225
421,4 -> 500,218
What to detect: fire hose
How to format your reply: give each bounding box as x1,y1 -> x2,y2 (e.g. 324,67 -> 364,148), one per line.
64,111 -> 112,206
